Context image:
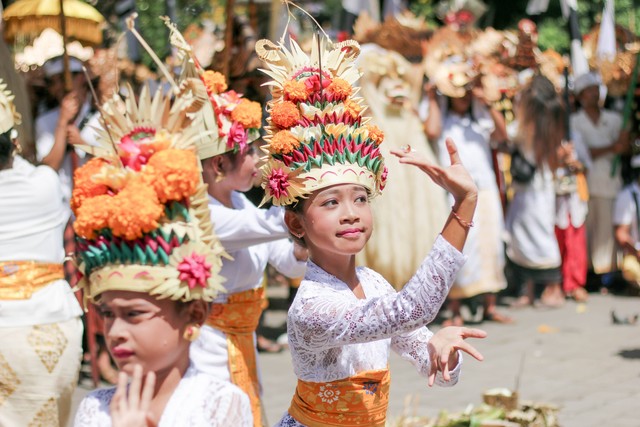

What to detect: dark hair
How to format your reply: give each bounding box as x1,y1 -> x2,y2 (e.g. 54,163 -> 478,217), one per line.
518,75 -> 565,171
0,130 -> 14,168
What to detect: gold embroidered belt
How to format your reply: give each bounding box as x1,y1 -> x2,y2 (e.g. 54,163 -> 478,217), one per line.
0,261 -> 64,300
289,369 -> 391,427
206,287 -> 268,427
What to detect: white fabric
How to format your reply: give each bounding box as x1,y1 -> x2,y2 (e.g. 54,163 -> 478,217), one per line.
35,100 -> 99,219
276,235 -> 466,426
570,109 -> 622,198
190,192 -> 306,379
0,156 -> 82,327
506,159 -> 561,269
614,182 -> 640,248
73,365 -> 252,427
555,134 -> 592,229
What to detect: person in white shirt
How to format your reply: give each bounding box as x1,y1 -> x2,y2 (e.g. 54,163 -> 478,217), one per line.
0,79 -> 83,427
570,72 -> 630,277
613,155 -> 640,288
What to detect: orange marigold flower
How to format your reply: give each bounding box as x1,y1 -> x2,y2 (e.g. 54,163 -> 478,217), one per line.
74,194 -> 114,240
231,99 -> 262,129
327,78 -> 352,100
71,158 -> 109,213
367,124 -> 384,146
270,101 -> 300,129
344,99 -> 362,119
143,149 -> 200,203
283,80 -> 309,102
270,131 -> 300,154
202,70 -> 228,94
109,179 -> 164,240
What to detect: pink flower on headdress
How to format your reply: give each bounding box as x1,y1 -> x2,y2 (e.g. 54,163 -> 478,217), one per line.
379,165 -> 388,191
266,167 -> 291,199
227,121 -> 248,152
177,252 -> 212,289
304,74 -> 331,93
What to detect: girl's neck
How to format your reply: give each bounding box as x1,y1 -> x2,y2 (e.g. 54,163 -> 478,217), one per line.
584,105 -> 600,123
147,357 -> 190,424
207,183 -> 234,209
311,253 -> 359,290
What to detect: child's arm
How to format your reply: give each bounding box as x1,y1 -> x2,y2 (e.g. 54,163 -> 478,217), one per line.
391,137 -> 478,252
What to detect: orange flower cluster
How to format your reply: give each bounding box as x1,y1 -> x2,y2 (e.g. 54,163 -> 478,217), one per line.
202,70 -> 228,94
283,80 -> 309,102
231,99 -> 262,129
74,194 -> 114,240
327,78 -> 352,100
270,131 -> 300,154
344,99 -> 362,119
143,149 -> 199,203
71,158 -> 109,214
109,178 -> 164,240
271,101 -> 300,129
367,125 -> 384,146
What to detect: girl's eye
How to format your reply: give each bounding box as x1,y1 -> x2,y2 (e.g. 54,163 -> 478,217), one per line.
127,311 -> 144,318
321,199 -> 337,207
355,195 -> 368,203
99,309 -> 114,319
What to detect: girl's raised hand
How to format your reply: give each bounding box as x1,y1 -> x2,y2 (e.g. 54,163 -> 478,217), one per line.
391,138 -> 478,206
427,326 -> 487,387
111,364 -> 156,427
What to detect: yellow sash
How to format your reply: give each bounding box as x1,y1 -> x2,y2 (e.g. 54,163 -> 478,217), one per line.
206,287 -> 268,427
0,261 -> 64,300
289,369 -> 391,427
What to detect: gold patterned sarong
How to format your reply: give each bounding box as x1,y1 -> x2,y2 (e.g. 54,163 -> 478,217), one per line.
289,369 -> 391,427
0,261 -> 64,300
206,287 -> 267,427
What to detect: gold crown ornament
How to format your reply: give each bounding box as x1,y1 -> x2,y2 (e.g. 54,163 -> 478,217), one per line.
255,35 -> 388,206
163,18 -> 262,160
71,83 -> 228,304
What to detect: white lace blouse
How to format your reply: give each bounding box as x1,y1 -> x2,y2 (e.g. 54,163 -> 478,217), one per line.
276,235 -> 466,426
73,365 -> 252,427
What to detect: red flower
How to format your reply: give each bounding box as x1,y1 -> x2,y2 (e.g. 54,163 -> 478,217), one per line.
227,121 -> 248,152
266,167 -> 291,199
177,252 -> 212,289
304,74 -> 331,93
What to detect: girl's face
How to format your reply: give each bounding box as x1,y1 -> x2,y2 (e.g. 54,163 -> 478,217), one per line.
294,184 -> 373,260
99,291 -> 192,376
224,144 -> 260,192
450,90 -> 472,114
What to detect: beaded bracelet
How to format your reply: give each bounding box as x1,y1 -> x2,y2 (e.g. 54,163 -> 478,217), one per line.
451,207 -> 474,229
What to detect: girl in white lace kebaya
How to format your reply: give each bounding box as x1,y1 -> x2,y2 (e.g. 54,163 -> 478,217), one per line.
71,83 -> 252,426
255,36 -> 487,427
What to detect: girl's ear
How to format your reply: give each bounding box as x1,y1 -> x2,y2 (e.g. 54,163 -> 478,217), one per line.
186,300 -> 208,326
211,156 -> 227,176
284,210 -> 305,238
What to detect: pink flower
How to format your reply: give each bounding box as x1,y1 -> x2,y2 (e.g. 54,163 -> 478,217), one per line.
304,74 -> 331,93
227,121 -> 248,152
379,166 -> 388,191
177,253 -> 212,289
266,167 -> 291,199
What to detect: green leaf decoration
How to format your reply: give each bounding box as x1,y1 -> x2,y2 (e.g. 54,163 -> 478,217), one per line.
372,158 -> 382,173
323,152 -> 335,165
366,156 -> 376,170
157,247 -> 170,265
145,245 -> 158,265
98,242 -> 111,263
134,244 -> 146,264
345,150 -> 357,163
110,242 -> 122,263
88,245 -> 104,266
310,156 -> 323,168
121,242 -> 133,262
335,151 -> 346,163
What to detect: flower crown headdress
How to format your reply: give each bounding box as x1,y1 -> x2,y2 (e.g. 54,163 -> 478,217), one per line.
256,34 -> 387,206
71,18 -> 228,305
163,18 -> 262,160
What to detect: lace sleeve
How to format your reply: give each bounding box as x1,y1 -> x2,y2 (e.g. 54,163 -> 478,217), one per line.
73,388 -> 115,427
205,384 -> 253,427
291,235 -> 465,350
391,328 -> 461,387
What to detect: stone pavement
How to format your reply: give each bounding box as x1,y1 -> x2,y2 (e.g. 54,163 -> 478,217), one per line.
71,292 -> 640,427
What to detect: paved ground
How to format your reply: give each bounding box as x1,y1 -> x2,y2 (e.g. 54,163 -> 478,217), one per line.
71,290 -> 640,427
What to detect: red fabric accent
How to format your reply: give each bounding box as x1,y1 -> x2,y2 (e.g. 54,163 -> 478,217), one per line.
555,222 -> 588,293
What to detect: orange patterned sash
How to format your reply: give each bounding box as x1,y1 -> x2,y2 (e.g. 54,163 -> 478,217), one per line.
0,261 -> 64,300
289,369 -> 391,427
206,287 -> 268,427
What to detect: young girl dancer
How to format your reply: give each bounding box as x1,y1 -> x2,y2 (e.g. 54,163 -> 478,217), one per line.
255,35 -> 486,427
164,21 -> 307,426
71,82 -> 252,426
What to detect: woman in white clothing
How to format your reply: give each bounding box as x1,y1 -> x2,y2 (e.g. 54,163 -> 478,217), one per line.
0,80 -> 83,427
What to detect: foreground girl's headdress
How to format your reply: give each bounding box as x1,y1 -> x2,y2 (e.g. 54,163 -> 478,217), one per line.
71,18 -> 229,304
163,18 -> 262,160
0,79 -> 21,134
256,35 -> 387,206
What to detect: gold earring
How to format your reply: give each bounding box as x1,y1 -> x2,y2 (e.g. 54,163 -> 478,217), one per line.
14,142 -> 22,155
183,324 -> 201,342
214,172 -> 225,183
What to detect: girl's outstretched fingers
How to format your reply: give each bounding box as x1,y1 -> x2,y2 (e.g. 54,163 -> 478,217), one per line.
445,137 -> 462,166
427,326 -> 487,387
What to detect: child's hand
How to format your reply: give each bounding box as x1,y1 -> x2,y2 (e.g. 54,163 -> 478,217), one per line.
391,138 -> 478,206
427,326 -> 487,387
111,364 -> 156,427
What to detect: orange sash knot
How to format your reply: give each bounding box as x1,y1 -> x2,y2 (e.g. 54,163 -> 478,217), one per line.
289,369 -> 391,427
206,287 -> 268,427
0,261 -> 64,300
